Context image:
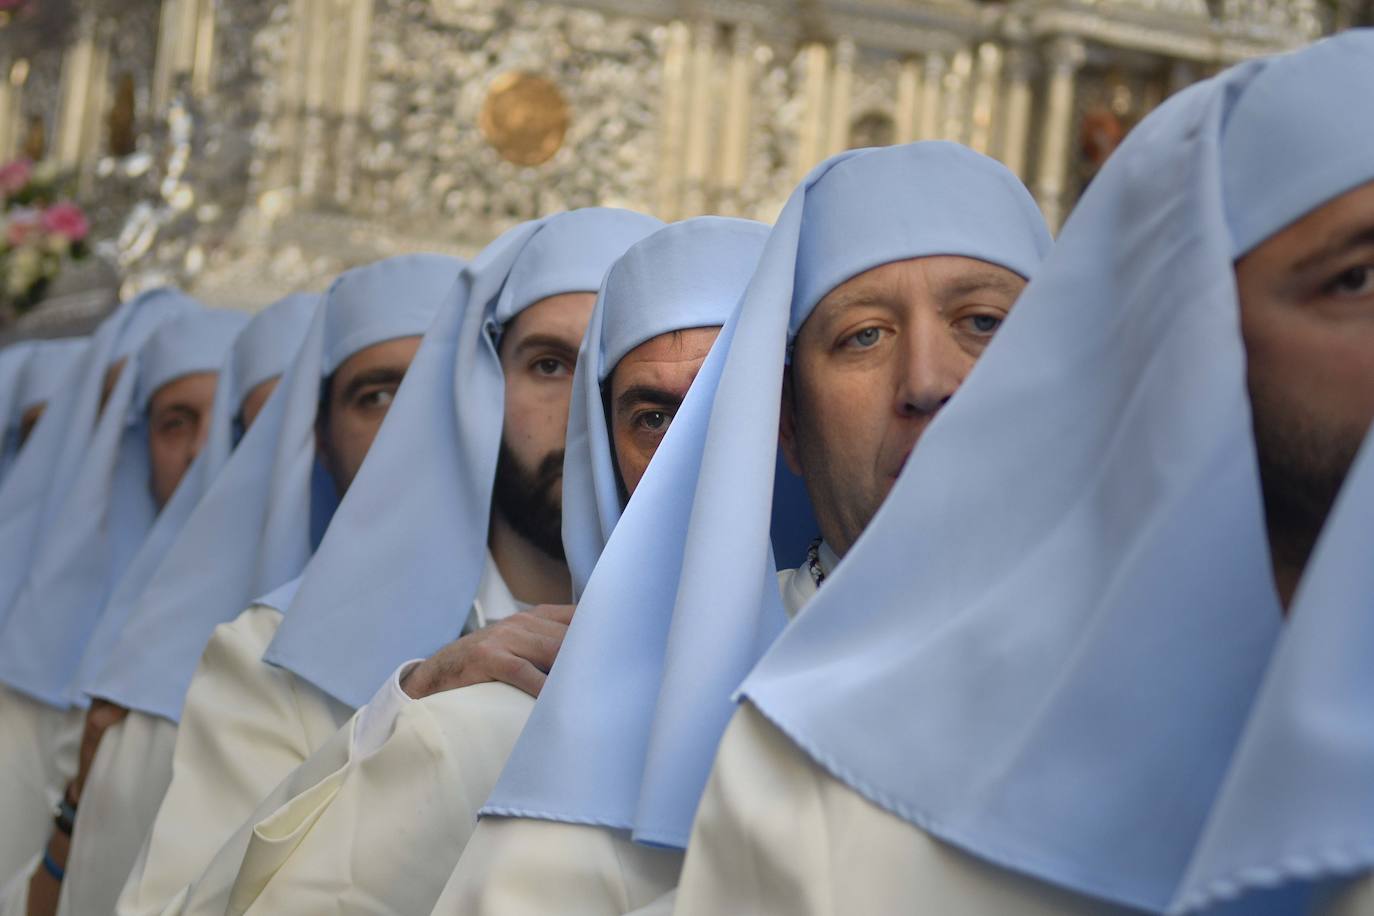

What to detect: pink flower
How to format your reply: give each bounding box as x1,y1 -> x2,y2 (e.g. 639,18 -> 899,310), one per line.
41,202 -> 89,243
5,209 -> 40,247
0,159 -> 32,196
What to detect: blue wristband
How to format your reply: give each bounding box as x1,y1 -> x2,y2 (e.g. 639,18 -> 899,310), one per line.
42,850 -> 64,882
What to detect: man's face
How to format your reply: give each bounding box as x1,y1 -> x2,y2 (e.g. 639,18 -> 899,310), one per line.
18,404 -> 44,447
607,326 -> 719,497
239,376 -> 280,432
1237,179 -> 1374,581
492,292 -> 598,561
316,336 -> 422,496
148,371 -> 219,510
781,256 -> 1026,558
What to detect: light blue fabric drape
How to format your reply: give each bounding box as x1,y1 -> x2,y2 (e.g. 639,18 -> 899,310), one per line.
13,337 -> 90,424
484,143 -> 1049,849
483,216 -> 773,829
0,306 -> 246,708
93,257 -> 459,722
1171,427 -> 1374,914
263,209 -> 663,710
0,290 -> 195,635
79,295 -> 318,707
740,31 -> 1374,913
0,343 -> 35,481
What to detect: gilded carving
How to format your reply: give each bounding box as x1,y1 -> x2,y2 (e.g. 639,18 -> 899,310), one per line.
478,72 -> 571,166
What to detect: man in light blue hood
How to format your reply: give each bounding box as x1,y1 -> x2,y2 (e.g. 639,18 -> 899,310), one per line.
33,292 -> 319,916
115,213 -> 661,916
672,31 -> 1374,916
79,260 -> 456,916
422,140 -> 1047,916
206,215 -> 766,916
0,338 -> 89,480
3,303 -> 248,916
0,289 -> 194,891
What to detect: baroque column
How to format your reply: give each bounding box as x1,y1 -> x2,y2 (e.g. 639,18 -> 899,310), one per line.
681,19 -> 718,215
334,0 -> 375,204
940,47 -> 973,144
655,21 -> 692,219
966,42 -> 1003,155
0,59 -> 29,162
894,56 -> 922,144
153,0 -> 216,111
716,24 -> 755,214
795,42 -> 830,182
54,14 -> 111,179
997,45 -> 1034,180
298,0 -> 336,200
1033,35 -> 1087,232
917,52 -> 946,140
824,38 -> 855,157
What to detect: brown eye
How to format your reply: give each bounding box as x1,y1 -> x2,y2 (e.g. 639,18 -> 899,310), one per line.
534,358 -> 570,377
357,389 -> 396,409
157,415 -> 192,436
638,411 -> 670,432
1328,265 -> 1374,297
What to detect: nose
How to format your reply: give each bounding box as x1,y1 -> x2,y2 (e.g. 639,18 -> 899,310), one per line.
894,312 -> 970,418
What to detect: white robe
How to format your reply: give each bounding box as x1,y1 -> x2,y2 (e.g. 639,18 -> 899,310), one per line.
54,712 -> 179,916
0,686 -> 80,887
426,565 -> 819,916
131,555 -> 521,916
114,603 -> 351,916
670,703 -> 1143,916
224,679 -> 533,914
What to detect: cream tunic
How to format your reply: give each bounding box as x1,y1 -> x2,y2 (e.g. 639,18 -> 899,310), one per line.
0,686 -> 80,887
110,602 -> 351,916
54,711 -> 179,916
427,564 -> 820,916
224,680 -> 534,915
126,555 -> 521,916
670,702 -> 1145,916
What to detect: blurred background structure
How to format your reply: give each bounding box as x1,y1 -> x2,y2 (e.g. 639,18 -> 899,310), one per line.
0,0 -> 1366,319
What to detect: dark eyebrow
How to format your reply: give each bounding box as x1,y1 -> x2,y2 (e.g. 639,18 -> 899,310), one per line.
615,384 -> 686,416
512,333 -> 580,362
341,367 -> 406,402
1291,224 -> 1374,275
151,403 -> 202,421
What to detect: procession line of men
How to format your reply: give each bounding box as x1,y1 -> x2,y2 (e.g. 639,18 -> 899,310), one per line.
0,29 -> 1370,916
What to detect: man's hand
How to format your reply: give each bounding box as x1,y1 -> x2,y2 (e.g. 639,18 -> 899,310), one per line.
70,699 -> 129,802
402,604 -> 575,700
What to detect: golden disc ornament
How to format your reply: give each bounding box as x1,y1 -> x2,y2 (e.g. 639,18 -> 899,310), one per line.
479,72 -> 570,167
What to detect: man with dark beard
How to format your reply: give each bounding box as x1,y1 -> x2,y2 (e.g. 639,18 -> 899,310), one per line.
117,209 -> 663,916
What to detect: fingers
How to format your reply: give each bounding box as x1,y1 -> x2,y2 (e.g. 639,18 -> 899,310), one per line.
501,617 -> 568,671
406,613 -> 568,699
526,603 -> 576,625
491,655 -> 548,698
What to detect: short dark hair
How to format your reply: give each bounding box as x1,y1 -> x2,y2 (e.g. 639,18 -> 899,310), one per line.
600,373 -> 629,506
